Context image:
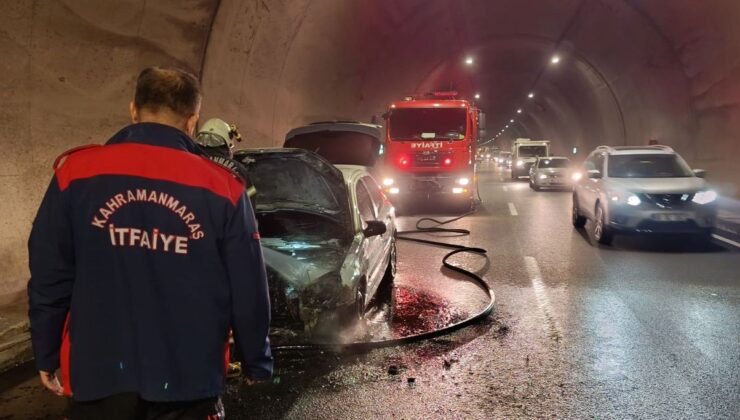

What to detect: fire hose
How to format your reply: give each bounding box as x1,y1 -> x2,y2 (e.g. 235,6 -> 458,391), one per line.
270,199 -> 494,352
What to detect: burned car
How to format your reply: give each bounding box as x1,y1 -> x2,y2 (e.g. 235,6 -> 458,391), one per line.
234,148 -> 396,335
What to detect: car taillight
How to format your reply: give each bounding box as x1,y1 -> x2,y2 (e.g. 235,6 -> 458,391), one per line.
443,157 -> 453,166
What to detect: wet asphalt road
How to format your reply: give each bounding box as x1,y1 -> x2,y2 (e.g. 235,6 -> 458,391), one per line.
2,163 -> 739,419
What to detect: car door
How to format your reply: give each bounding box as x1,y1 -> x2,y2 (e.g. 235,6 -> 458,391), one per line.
355,179 -> 385,297
362,176 -> 394,299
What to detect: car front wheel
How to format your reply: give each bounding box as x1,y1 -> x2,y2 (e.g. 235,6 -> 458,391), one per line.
593,204 -> 614,245
572,195 -> 586,228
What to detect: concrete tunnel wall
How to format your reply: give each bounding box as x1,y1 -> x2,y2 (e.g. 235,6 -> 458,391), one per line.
1,0 -> 739,303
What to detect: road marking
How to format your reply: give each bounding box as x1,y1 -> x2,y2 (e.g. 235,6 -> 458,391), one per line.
507,202 -> 518,216
503,186 -> 509,192
524,256 -> 562,341
712,234 -> 740,249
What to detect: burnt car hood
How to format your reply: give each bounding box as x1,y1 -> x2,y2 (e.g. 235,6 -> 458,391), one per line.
234,148 -> 350,223
284,122 -> 383,167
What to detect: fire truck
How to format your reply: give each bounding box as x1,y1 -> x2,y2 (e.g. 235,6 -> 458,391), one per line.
381,92 -> 484,210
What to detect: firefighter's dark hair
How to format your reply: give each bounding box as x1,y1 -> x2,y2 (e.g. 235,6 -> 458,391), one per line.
134,67 -> 201,117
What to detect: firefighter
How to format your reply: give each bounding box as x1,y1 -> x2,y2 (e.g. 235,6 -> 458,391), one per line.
28,67 -> 272,419
195,118 -> 257,198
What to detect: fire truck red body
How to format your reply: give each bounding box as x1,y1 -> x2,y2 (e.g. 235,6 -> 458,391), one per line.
381,92 -> 483,209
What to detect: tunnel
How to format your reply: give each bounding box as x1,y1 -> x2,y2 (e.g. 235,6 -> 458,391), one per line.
2,0 -> 740,309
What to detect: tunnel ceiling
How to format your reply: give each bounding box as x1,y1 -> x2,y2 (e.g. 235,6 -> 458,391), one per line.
1,0 -> 739,301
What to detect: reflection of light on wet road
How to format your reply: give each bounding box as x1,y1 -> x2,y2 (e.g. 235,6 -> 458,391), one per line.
524,256 -> 561,341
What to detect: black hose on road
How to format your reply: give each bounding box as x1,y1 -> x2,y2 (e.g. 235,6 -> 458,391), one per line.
272,202 -> 495,352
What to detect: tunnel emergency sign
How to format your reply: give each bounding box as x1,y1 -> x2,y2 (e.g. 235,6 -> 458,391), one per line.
90,189 -> 204,255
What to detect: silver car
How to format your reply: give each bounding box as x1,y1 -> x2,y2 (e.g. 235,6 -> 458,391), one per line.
529,156 -> 572,191
235,148 -> 397,335
572,145 -> 718,245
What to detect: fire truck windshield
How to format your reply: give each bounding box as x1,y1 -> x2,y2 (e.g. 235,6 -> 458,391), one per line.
389,108 -> 467,140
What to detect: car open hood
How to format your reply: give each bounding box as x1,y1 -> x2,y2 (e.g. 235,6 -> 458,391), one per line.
284,121 -> 383,167
234,148 -> 350,223
607,176 -> 707,193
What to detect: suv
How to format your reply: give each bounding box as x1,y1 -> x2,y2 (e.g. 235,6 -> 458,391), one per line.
571,145 -> 718,245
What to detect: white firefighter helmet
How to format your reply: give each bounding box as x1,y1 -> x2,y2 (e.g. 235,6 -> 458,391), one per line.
196,118 -> 242,149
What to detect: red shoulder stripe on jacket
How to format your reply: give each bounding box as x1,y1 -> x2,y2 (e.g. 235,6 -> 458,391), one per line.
53,144 -> 102,170
55,143 -> 244,205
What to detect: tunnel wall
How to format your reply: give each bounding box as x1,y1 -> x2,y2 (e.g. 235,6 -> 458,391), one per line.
0,0 -> 216,304
1,0 -> 739,303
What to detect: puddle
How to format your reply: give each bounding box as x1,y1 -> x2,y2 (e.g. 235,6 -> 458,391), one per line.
269,285 -> 469,347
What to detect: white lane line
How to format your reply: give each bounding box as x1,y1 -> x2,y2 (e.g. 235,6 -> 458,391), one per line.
712,234 -> 740,249
503,186 -> 509,192
507,202 -> 518,216
524,256 -> 562,341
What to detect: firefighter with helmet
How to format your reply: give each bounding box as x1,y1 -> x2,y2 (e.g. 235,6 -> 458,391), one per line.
196,118 -> 256,197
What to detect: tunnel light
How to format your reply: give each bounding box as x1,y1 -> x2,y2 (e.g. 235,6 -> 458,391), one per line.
528,92 -> 535,99
391,104 -> 396,108
433,103 -> 441,107
517,109 -> 522,114
510,119 -> 514,123
474,93 -> 481,99
572,146 -> 578,155
551,55 -> 561,64
465,56 -> 474,65
505,125 -> 509,128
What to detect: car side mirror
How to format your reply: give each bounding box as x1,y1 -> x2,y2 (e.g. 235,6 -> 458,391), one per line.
363,220 -> 386,238
693,169 -> 707,178
587,169 -> 602,179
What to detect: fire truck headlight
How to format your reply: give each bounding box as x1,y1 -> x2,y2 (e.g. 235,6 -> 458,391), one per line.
382,178 -> 394,186
457,177 -> 470,186
389,187 -> 400,195
516,160 -> 524,167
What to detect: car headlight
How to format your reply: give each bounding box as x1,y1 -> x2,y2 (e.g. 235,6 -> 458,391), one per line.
608,191 -> 641,206
382,178 -> 394,186
538,174 -> 547,180
457,177 -> 470,186
389,187 -> 400,194
516,160 -> 524,167
301,273 -> 345,307
692,189 -> 717,205
485,154 -> 491,158
571,172 -> 583,181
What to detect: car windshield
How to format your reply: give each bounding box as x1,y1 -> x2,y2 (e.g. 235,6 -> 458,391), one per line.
244,157 -> 341,213
518,146 -> 547,157
389,108 -> 467,140
608,154 -> 694,178
538,158 -> 569,168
